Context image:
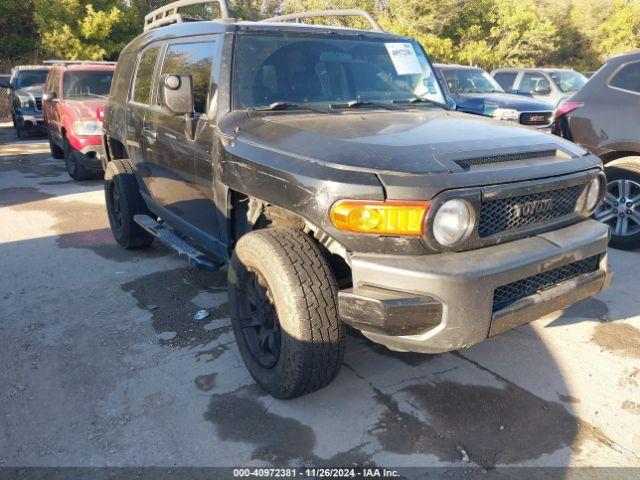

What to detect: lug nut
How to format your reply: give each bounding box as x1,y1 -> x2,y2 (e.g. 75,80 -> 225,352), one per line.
613,209 -> 618,213
614,202 -> 619,206
627,202 -> 633,207
627,209 -> 632,214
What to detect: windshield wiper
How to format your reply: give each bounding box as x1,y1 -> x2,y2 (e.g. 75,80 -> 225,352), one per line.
251,101 -> 332,114
330,99 -> 400,111
392,97 -> 449,109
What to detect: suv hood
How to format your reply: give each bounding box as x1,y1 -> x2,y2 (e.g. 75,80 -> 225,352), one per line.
452,92 -> 554,113
15,85 -> 44,97
227,110 -> 586,175
65,98 -> 107,121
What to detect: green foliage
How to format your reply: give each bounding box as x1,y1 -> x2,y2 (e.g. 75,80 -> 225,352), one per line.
0,0 -> 39,63
595,0 -> 640,57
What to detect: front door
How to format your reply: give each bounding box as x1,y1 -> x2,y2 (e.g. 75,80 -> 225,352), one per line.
142,38 -> 223,256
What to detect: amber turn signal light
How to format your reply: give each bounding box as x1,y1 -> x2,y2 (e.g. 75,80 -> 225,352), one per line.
330,200 -> 430,236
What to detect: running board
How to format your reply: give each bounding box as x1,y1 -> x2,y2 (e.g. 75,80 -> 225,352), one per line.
133,215 -> 222,271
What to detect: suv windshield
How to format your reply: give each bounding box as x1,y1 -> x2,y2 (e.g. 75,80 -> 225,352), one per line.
15,70 -> 49,88
63,70 -> 113,99
440,68 -> 503,94
549,70 -> 587,93
233,33 -> 445,109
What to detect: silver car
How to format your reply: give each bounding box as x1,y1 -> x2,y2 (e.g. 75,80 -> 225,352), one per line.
491,67 -> 588,106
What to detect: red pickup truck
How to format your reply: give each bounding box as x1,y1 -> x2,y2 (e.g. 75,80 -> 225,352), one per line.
42,62 -> 115,180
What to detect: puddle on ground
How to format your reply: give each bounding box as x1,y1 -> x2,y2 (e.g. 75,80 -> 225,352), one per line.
122,267 -> 229,349
204,385 -> 372,466
371,379 -> 612,468
592,322 -> 640,359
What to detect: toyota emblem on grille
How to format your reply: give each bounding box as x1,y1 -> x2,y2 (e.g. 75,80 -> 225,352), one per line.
513,198 -> 553,218
529,115 -> 546,122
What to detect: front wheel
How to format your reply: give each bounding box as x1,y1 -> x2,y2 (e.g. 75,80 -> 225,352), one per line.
228,229 -> 345,399
597,159 -> 640,249
64,138 -> 94,180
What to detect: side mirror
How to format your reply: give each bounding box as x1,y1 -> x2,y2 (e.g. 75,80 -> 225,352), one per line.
160,74 -> 194,116
42,92 -> 57,102
0,79 -> 11,89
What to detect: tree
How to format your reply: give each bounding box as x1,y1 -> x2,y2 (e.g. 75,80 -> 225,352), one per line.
33,0 -> 138,60
0,0 -> 40,64
595,0 -> 640,59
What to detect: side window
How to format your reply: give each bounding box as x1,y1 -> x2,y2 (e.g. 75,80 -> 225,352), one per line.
494,72 -> 516,91
519,72 -> 551,95
132,47 -> 160,104
51,70 -> 60,94
610,62 -> 640,93
160,41 -> 215,113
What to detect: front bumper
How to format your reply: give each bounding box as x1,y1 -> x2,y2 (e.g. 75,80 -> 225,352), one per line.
15,111 -> 45,130
338,220 -> 611,353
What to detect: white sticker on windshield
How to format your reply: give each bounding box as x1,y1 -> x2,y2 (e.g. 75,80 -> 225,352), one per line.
385,43 -> 422,75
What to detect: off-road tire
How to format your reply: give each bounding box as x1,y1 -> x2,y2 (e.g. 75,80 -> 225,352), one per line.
104,159 -> 154,249
603,159 -> 640,250
64,138 -> 93,180
228,229 -> 345,399
48,133 -> 64,159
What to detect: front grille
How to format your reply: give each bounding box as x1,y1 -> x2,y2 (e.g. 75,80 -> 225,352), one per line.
455,150 -> 556,169
478,184 -> 584,238
35,97 -> 42,111
492,255 -> 600,312
520,111 -> 553,126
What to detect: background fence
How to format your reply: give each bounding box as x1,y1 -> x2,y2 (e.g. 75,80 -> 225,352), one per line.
1,88 -> 11,122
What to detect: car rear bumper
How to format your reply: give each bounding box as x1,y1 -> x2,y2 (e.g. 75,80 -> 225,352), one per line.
338,220 -> 611,353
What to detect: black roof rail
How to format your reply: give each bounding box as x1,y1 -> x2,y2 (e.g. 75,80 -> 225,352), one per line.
260,9 -> 384,32
144,0 -> 232,32
43,60 -> 116,66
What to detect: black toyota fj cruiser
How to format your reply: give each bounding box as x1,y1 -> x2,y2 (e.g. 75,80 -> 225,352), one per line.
102,0 -> 611,399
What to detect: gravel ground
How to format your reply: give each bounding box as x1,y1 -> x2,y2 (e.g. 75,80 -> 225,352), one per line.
1,123 -> 639,473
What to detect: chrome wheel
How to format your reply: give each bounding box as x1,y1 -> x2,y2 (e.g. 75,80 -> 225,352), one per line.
595,179 -> 640,237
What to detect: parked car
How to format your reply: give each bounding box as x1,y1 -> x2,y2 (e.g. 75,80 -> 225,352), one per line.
0,65 -> 50,138
552,50 -> 640,249
491,68 -> 588,106
434,64 -> 555,129
42,61 -> 115,180
103,0 -> 610,399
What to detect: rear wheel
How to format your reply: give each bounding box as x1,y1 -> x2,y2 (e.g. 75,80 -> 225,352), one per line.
598,158 -> 640,249
104,159 -> 154,249
228,229 -> 345,399
48,133 -> 64,159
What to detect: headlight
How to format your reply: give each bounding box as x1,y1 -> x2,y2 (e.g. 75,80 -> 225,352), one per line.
432,199 -> 474,247
72,121 -> 102,136
16,95 -> 34,110
584,177 -> 602,212
492,108 -> 520,122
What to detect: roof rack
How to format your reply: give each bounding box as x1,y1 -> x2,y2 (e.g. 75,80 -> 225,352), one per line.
261,9 -> 384,32
144,0 -> 232,32
43,60 -> 116,66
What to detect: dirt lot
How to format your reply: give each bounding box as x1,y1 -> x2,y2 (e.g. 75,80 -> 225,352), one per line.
1,122 -> 639,473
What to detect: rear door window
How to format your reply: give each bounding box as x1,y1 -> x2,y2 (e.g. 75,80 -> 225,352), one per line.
159,41 -> 216,114
610,61 -> 640,93
132,47 -> 160,104
493,72 -> 517,91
